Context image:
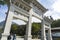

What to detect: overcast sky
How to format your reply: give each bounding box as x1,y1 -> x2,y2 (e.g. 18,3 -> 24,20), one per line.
0,0 -> 60,25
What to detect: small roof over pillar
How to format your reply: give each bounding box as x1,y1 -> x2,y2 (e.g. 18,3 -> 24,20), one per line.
43,16 -> 53,24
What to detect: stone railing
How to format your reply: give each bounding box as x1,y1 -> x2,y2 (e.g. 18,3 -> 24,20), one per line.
16,36 -> 41,40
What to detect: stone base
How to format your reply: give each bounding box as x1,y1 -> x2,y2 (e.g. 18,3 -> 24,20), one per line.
24,35 -> 32,40
1,33 -> 9,40
41,36 -> 47,40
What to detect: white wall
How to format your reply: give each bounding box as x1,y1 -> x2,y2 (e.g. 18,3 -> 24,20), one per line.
52,32 -> 60,36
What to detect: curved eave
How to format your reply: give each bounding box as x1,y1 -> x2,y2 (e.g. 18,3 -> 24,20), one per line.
32,0 -> 48,13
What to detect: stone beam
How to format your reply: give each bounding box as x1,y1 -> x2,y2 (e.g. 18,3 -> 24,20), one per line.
13,14 -> 28,22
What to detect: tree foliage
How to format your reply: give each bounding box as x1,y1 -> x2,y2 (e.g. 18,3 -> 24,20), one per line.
0,0 -> 10,5
51,19 -> 60,28
32,23 -> 41,38
10,24 -> 26,36
32,23 -> 41,35
10,23 -> 41,36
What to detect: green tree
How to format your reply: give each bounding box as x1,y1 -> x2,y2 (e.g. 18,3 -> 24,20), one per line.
10,23 -> 41,37
32,23 -> 41,38
51,19 -> 60,28
11,24 -> 18,34
0,0 -> 9,4
11,24 -> 26,36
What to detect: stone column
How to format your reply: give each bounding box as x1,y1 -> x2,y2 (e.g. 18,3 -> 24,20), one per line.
25,9 -> 32,40
1,5 -> 14,40
48,25 -> 52,40
41,20 -> 46,40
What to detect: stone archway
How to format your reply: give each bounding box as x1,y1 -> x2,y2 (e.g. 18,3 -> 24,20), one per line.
1,1 -> 32,40
1,0 -> 53,40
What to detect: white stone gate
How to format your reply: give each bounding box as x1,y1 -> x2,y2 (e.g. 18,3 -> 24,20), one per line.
1,0 -> 53,40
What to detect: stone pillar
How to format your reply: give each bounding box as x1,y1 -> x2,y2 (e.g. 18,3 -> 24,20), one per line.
48,25 -> 52,40
41,20 -> 46,40
25,9 -> 32,40
1,5 -> 14,40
